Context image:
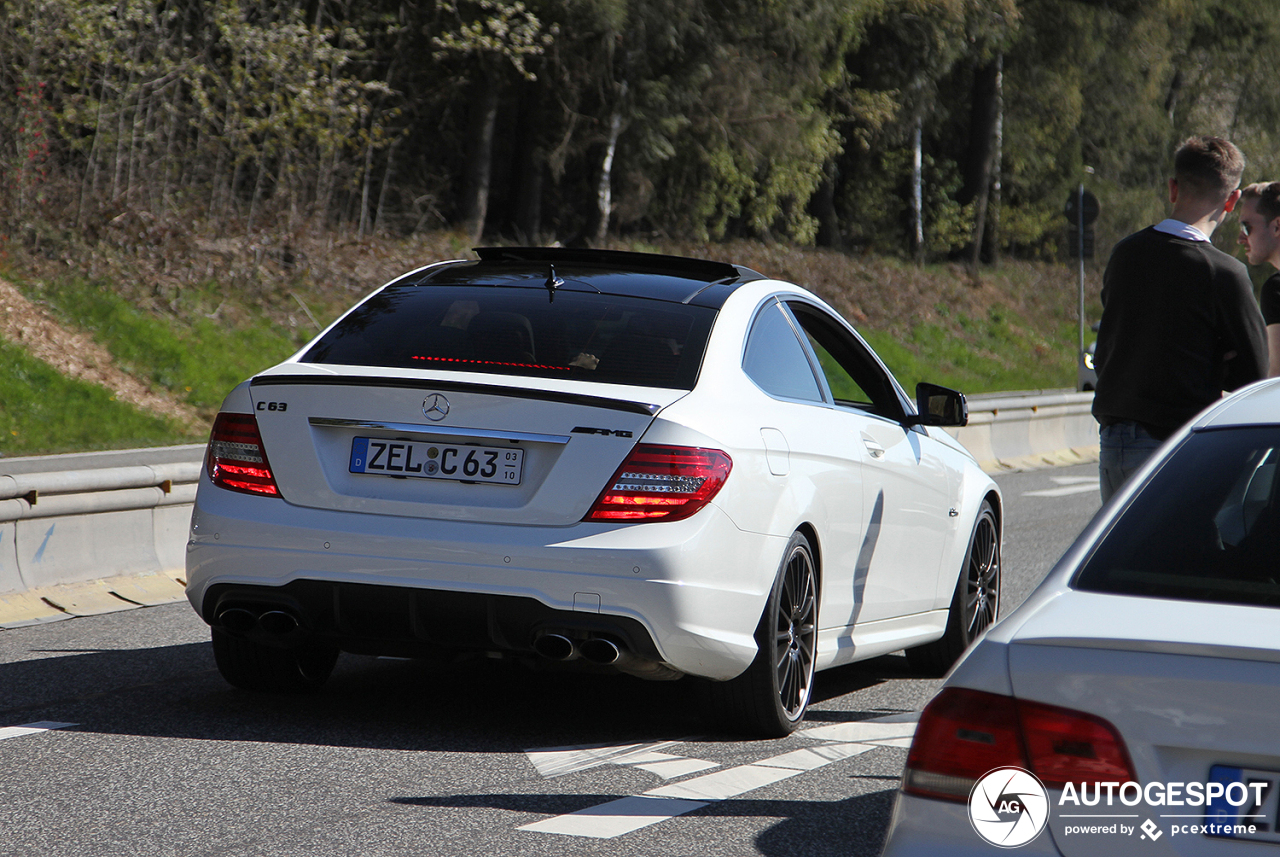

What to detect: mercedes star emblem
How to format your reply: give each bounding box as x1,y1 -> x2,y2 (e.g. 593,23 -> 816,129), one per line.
423,393 -> 450,421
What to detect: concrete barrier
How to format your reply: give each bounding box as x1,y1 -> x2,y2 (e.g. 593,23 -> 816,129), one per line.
0,445 -> 204,626
0,392 -> 1100,628
947,390 -> 1099,473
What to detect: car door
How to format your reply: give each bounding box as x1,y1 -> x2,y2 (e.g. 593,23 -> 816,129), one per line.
783,300 -> 955,623
740,298 -> 866,633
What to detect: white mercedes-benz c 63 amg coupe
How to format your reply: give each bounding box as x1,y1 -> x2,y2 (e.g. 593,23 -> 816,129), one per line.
186,247 -> 1001,736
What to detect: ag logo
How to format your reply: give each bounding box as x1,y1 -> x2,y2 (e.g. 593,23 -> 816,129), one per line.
968,767 -> 1050,848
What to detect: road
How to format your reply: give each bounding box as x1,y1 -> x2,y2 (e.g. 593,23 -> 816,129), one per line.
0,465 -> 1102,857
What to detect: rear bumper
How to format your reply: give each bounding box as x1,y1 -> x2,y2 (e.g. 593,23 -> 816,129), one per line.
185,479 -> 784,679
881,792 -> 1065,856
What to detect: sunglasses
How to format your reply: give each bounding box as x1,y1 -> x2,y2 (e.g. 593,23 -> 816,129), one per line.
1242,221 -> 1255,236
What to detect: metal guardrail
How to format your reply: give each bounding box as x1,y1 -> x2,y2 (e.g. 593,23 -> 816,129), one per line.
0,462 -> 200,521
0,392 -> 1100,617
0,445 -> 205,603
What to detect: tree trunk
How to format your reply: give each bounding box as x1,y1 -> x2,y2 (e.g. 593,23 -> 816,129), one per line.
359,127 -> 375,238
460,74 -> 500,243
592,93 -> 625,247
912,115 -> 924,264
513,145 -> 544,243
812,159 -> 841,249
987,58 -> 1004,266
510,79 -> 544,242
968,54 -> 1002,269
375,137 -> 399,236
959,56 -> 1001,208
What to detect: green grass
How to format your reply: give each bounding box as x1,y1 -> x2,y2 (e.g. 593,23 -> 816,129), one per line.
25,277 -> 305,412
0,339 -> 194,457
860,310 -> 1076,395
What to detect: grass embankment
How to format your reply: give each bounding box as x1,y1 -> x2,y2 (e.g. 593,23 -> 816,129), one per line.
0,338 -> 183,454
0,233 -> 1102,458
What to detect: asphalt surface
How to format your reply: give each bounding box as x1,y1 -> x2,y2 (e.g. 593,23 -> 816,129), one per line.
0,464 -> 1102,857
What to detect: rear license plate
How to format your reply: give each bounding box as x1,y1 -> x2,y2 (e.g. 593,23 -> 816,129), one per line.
349,437 -> 523,485
1205,765 -> 1280,843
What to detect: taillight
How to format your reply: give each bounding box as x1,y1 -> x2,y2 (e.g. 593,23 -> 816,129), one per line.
904,688 -> 1024,801
207,413 -> 281,497
1020,700 -> 1135,788
903,688 -> 1134,802
584,445 -> 731,522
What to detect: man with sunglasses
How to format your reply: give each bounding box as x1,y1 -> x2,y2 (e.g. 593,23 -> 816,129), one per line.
1238,181 -> 1280,377
1093,135 -> 1267,503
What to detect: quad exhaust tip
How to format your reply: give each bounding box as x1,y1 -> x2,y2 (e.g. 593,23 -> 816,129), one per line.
217,607 -> 258,633
533,633 -> 577,661
579,638 -> 621,665
258,610 -> 300,635
216,607 -> 301,636
533,633 -> 624,665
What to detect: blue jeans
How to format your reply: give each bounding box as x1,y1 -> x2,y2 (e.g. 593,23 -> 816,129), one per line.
1099,421 -> 1163,504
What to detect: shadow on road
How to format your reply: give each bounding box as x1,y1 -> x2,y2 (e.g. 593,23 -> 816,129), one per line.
0,636 -> 929,758
390,785 -> 898,857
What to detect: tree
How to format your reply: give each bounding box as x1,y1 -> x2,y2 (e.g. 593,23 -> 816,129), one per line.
431,0 -> 554,241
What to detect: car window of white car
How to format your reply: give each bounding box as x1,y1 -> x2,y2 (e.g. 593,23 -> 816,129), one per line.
742,299 -> 825,402
783,301 -> 906,422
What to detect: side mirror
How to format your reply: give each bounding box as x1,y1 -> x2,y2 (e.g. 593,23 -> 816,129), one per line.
904,382 -> 968,428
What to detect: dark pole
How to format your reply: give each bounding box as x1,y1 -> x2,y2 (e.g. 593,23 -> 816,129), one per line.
1078,182 -> 1086,357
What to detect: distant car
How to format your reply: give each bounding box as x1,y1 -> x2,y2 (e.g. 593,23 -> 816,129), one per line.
186,247 -> 1001,736
882,377 -> 1280,854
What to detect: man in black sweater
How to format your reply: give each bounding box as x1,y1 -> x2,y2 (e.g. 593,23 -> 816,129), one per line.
1237,181 -> 1280,378
1093,135 -> 1267,503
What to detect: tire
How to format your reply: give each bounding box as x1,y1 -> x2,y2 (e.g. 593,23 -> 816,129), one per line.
906,499 -> 1000,676
211,628 -> 339,693
704,531 -> 819,737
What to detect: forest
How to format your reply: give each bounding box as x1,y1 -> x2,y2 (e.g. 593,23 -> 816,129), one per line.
3,0 -> 1280,266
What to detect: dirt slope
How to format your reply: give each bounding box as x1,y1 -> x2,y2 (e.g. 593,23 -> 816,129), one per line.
0,276 -> 200,425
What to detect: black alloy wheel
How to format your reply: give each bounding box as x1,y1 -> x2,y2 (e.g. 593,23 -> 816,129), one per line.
704,531 -> 818,737
906,499 -> 1000,676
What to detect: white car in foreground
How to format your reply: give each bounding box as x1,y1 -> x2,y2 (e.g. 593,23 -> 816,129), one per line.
883,378 -> 1280,853
186,247 -> 1001,736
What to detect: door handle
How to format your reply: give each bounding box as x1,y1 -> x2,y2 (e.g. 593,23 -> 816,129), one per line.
862,438 -> 885,459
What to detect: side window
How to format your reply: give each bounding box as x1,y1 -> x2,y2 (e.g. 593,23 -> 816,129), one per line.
742,301 -> 824,402
804,333 -> 873,405
786,301 -> 902,417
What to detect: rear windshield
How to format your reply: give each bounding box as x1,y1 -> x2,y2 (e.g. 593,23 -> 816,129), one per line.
301,285 -> 716,389
1074,426 -> 1280,609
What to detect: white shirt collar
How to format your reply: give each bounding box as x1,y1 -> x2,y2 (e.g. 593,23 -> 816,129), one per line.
1153,219 -> 1210,242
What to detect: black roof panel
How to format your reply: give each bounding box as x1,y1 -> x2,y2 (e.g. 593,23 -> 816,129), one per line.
402,247 -> 763,307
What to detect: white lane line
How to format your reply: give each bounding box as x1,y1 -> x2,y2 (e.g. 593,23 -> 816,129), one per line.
1025,484 -> 1099,498
753,743 -> 874,770
796,720 -> 916,745
0,721 -> 77,741
525,740 -> 683,778
521,740 -> 875,839
633,757 -> 721,779
644,763 -> 802,801
1025,475 -> 1100,498
518,795 -> 710,838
